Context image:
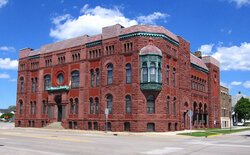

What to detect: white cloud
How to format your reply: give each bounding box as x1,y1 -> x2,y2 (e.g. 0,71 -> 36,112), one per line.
9,78 -> 16,82
212,42 -> 250,71
197,44 -> 214,55
0,46 -> 15,51
230,81 -> 242,86
0,58 -> 18,70
0,73 -> 10,79
0,0 -> 8,8
50,5 -> 168,40
137,12 -> 169,25
243,81 -> 250,88
228,0 -> 250,7
220,81 -> 229,88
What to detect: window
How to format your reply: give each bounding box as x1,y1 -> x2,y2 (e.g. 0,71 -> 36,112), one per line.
95,98 -> 99,114
71,71 -> 79,88
20,77 -> 24,93
107,95 -> 113,114
142,62 -> 148,82
70,99 -> 74,114
90,98 -> 94,114
33,101 -> 36,115
19,100 -> 23,115
94,122 -> 98,130
175,123 -> 178,131
88,122 -> 92,130
124,122 -> 130,131
126,63 -> 132,83
107,64 -> 113,84
42,100 -> 47,114
90,69 -> 94,87
44,75 -> 51,90
57,73 -> 64,85
96,69 -> 100,87
31,78 -> 36,93
150,62 -> 156,82
107,122 -> 112,131
147,123 -> 155,132
30,102 -> 33,114
147,95 -> 155,114
173,97 -> 176,115
125,95 -> 131,113
75,98 -> 78,114
173,68 -> 176,86
158,63 -> 162,83
166,96 -> 170,114
166,65 -> 170,85
168,123 -> 171,131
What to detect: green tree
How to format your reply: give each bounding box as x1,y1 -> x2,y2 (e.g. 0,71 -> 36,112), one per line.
235,97 -> 250,123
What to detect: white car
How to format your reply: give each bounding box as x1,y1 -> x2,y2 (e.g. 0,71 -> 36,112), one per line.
237,122 -> 244,126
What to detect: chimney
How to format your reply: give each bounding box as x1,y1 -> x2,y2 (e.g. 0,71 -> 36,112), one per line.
194,51 -> 202,59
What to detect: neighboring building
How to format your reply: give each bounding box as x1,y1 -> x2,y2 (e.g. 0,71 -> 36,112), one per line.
220,86 -> 232,128
232,92 -> 250,125
15,24 -> 220,132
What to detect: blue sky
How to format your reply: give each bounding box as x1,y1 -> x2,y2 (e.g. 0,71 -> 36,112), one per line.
0,0 -> 250,108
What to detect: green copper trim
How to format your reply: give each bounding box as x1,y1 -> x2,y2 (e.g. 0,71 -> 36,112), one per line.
28,55 -> 40,60
46,85 -> 70,92
191,63 -> 209,73
86,40 -> 102,48
119,31 -> 179,47
140,82 -> 162,91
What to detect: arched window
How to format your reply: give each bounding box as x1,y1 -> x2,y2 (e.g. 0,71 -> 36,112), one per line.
30,101 -> 33,114
34,101 -> 36,115
126,63 -> 132,83
166,96 -> 170,114
173,97 -> 177,115
96,68 -> 100,87
70,98 -> 74,114
158,63 -> 162,83
142,62 -> 148,82
150,62 -> 156,82
125,95 -> 131,113
95,97 -> 99,114
19,100 -> 23,115
107,64 -> 113,84
20,77 -> 24,93
90,69 -> 95,87
147,95 -> 155,114
31,78 -> 35,93
57,73 -> 64,85
44,75 -> 51,90
166,65 -> 170,85
173,68 -> 176,87
90,98 -> 94,114
107,94 -> 113,114
71,70 -> 79,88
75,98 -> 78,114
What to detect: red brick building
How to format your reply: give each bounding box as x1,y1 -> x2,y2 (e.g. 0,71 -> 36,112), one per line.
15,24 -> 220,132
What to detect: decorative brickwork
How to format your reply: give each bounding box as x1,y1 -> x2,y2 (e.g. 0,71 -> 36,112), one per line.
15,24 -> 220,131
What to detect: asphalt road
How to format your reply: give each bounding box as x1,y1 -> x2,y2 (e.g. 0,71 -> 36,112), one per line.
0,122 -> 250,155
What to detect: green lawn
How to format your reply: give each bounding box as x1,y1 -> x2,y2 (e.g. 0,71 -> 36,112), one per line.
177,127 -> 250,137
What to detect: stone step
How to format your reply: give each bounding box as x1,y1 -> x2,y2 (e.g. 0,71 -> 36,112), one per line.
44,122 -> 64,129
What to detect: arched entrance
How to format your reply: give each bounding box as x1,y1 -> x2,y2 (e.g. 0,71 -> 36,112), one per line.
54,94 -> 62,122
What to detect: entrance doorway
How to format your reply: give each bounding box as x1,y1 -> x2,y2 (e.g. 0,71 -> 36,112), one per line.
54,94 -> 62,122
